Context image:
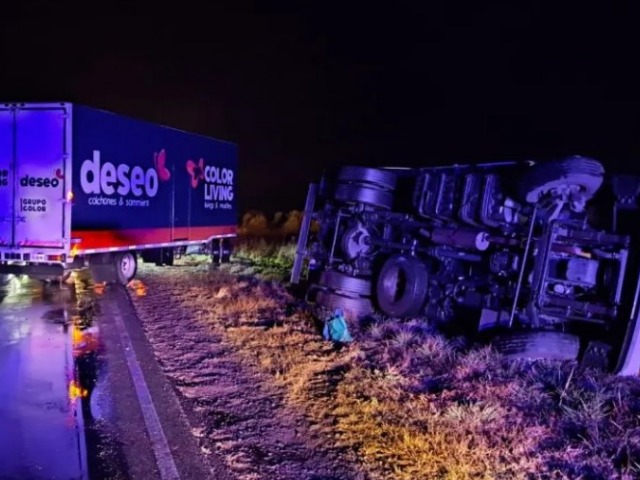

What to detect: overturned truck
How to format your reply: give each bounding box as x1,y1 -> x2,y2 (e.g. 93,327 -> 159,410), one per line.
291,156 -> 640,375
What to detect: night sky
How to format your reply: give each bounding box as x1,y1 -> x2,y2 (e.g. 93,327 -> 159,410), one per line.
2,3 -> 640,216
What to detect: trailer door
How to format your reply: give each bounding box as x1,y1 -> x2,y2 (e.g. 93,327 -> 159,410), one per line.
11,106 -> 70,249
0,108 -> 13,246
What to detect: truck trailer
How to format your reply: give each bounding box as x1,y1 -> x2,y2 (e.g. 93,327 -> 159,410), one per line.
0,102 -> 237,284
291,157 -> 640,375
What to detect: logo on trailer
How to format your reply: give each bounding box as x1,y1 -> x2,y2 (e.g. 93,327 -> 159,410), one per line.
154,149 -> 171,182
80,149 -> 170,198
186,157 -> 234,210
186,158 -> 205,188
19,168 -> 64,188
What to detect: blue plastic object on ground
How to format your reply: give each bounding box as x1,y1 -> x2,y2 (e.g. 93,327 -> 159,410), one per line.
323,309 -> 353,343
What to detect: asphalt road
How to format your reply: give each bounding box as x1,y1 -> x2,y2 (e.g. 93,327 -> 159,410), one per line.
0,275 -> 87,480
0,273 -> 228,480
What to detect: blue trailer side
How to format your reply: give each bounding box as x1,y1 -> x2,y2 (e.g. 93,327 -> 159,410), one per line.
0,102 -> 237,284
70,104 -> 238,252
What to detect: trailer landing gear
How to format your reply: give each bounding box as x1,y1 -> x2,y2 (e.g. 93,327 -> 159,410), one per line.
210,239 -> 232,265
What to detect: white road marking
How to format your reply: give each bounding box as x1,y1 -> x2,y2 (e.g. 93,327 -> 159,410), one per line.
65,307 -> 89,479
112,309 -> 181,480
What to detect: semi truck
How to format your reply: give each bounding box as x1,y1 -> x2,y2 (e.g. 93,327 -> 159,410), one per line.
0,102 -> 237,285
291,157 -> 640,375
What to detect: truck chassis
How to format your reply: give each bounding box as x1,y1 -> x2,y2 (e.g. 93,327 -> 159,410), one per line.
291,156 -> 640,375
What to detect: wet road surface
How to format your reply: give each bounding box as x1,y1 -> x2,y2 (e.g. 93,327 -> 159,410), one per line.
0,275 -> 87,480
0,274 -> 130,480
0,272 -> 230,480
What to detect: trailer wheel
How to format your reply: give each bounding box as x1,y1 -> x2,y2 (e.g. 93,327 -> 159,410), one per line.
376,254 -> 429,317
491,331 -> 580,361
337,166 -> 397,191
115,252 -> 137,285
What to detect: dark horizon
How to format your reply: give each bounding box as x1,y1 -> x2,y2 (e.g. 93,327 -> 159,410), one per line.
2,3 -> 640,216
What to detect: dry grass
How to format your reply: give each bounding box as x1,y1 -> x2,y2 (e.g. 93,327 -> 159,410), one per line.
134,242 -> 640,480
174,253 -> 210,266
231,238 -> 297,281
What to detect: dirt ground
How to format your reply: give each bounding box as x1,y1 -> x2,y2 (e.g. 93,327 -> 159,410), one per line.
128,263 -> 367,480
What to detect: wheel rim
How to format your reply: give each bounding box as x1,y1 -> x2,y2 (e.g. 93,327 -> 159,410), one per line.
120,253 -> 136,279
341,223 -> 377,260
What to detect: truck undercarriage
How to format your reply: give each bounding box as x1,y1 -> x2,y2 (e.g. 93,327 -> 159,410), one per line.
291,156 -> 640,375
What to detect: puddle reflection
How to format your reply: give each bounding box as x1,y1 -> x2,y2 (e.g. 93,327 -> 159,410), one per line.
72,323 -> 101,420
69,273 -> 104,423
0,271 -> 128,479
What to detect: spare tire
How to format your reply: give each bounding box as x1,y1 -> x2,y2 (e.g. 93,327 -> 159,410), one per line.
376,254 -> 429,317
518,156 -> 605,204
337,166 -> 397,191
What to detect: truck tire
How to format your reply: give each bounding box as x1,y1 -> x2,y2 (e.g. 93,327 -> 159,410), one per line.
316,290 -> 374,317
334,184 -> 394,209
376,255 -> 429,317
491,331 -> 580,361
337,166 -> 397,191
518,156 -> 605,204
114,252 -> 137,285
319,270 -> 372,297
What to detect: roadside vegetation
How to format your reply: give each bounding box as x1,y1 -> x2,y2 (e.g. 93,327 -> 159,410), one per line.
138,211 -> 640,479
